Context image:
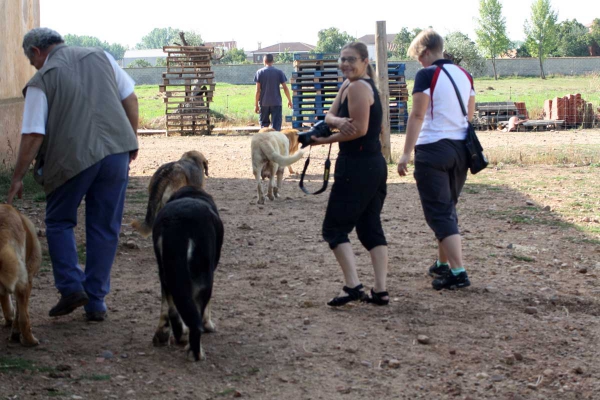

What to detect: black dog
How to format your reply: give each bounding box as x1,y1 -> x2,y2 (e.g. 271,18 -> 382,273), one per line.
151,186 -> 224,361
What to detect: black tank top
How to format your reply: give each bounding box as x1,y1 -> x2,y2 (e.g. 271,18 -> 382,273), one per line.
337,78 -> 383,156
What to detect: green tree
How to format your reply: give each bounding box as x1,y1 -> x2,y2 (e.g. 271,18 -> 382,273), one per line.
444,32 -> 486,76
276,48 -> 294,63
63,34 -> 126,60
585,18 -> 600,55
136,27 -> 181,49
554,19 -> 589,56
219,48 -> 248,64
315,27 -> 355,54
392,27 -> 415,59
155,57 -> 167,67
181,30 -> 204,46
524,0 -> 558,79
128,59 -> 152,68
475,0 -> 510,80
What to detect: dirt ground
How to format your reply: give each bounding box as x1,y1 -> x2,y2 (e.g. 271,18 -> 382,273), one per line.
2,130 -> 600,400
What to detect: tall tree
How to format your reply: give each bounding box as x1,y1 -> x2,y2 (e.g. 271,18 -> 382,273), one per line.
136,27 -> 181,49
475,0 -> 510,80
392,27 -> 415,59
63,34 -> 127,60
588,18 -> 600,55
444,32 -> 487,76
524,0 -> 558,79
276,48 -> 294,63
219,48 -> 248,64
554,19 -> 589,56
314,28 -> 355,54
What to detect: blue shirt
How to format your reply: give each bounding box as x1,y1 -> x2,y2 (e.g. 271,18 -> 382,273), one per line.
254,66 -> 287,107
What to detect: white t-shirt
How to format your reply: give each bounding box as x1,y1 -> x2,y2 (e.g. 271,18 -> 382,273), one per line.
412,60 -> 475,146
21,51 -> 135,135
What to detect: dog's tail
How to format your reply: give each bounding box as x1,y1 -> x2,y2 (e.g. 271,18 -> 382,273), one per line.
264,144 -> 305,167
131,165 -> 176,238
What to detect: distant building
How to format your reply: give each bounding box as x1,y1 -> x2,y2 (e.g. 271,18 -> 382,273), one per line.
247,42 -> 315,63
357,34 -> 398,60
122,49 -> 166,67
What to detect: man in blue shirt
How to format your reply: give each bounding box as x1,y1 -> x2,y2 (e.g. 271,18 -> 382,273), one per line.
254,54 -> 292,131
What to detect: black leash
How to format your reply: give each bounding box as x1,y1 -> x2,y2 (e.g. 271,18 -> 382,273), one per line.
299,144 -> 332,195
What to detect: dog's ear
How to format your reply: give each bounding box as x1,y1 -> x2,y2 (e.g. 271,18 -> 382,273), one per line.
203,160 -> 209,177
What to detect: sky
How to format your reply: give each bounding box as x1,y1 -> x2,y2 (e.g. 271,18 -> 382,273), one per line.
41,0 -> 597,51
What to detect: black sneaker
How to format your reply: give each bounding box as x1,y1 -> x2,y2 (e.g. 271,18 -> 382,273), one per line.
432,271 -> 471,290
49,291 -> 89,317
428,261 -> 451,278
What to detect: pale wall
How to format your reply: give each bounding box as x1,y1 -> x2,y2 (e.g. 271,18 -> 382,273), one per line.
0,0 -> 39,168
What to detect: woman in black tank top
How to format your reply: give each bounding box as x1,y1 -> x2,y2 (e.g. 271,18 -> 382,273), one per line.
310,42 -> 389,307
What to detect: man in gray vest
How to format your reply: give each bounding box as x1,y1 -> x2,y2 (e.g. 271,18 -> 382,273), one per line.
6,28 -> 139,322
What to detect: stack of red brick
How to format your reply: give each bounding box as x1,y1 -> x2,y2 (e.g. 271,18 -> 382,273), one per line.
514,102 -> 528,118
543,94 -> 595,127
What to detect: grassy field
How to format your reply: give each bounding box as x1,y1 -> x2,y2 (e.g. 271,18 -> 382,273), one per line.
136,75 -> 600,128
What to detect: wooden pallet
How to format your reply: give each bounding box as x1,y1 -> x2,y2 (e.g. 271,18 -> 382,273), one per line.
161,45 -> 216,135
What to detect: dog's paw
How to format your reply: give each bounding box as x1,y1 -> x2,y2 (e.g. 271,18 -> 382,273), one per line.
202,320 -> 217,333
257,198 -> 265,205
21,335 -> 39,347
9,331 -> 20,343
152,330 -> 171,346
267,194 -> 275,201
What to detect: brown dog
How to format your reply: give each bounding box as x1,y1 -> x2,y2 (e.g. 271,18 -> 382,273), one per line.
0,204 -> 42,347
132,150 -> 209,238
257,127 -> 301,175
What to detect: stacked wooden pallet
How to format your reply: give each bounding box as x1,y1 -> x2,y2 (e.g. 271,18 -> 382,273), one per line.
286,53 -> 342,129
387,62 -> 408,132
159,45 -> 216,135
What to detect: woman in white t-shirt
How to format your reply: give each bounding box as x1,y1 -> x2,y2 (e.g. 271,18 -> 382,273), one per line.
397,29 -> 475,291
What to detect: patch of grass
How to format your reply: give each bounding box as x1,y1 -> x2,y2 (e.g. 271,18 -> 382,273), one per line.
0,168 -> 45,203
77,374 -> 111,381
512,254 -> 535,262
0,356 -> 55,374
77,243 -> 86,265
215,388 -> 237,397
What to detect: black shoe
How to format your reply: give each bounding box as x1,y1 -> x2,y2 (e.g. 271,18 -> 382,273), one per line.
327,284 -> 367,307
85,311 -> 106,322
49,291 -> 89,317
364,289 -> 390,306
432,271 -> 471,290
428,261 -> 451,278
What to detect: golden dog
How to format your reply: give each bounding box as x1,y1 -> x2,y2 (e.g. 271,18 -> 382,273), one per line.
251,130 -> 304,204
258,127 -> 300,174
0,204 -> 41,347
132,150 -> 209,238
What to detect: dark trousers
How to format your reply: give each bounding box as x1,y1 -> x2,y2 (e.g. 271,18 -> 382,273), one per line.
413,139 -> 468,241
259,105 -> 283,131
323,154 -> 387,250
45,152 -> 129,313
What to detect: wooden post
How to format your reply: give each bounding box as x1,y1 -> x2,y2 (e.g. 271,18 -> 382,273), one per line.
375,21 -> 391,163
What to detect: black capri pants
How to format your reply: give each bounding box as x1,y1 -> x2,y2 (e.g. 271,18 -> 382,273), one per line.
322,153 -> 388,250
413,139 -> 469,241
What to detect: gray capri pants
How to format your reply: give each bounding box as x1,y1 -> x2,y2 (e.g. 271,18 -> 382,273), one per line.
413,139 -> 469,241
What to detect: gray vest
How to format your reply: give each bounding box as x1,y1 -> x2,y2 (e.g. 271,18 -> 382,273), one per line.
23,44 -> 138,194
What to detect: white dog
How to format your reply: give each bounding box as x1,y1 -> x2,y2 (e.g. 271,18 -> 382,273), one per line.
251,131 -> 304,204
